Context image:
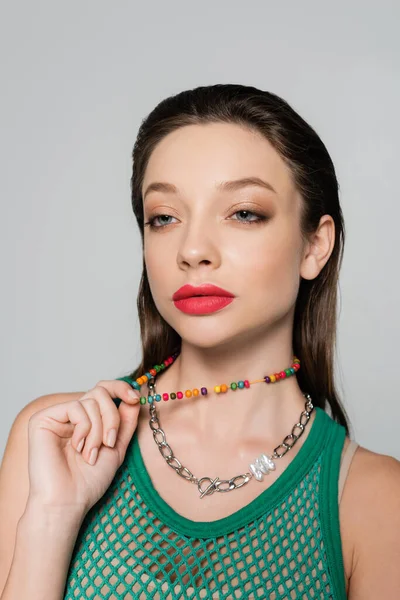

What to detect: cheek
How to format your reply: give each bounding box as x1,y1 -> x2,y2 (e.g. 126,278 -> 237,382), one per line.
143,243 -> 171,302
237,233 -> 301,311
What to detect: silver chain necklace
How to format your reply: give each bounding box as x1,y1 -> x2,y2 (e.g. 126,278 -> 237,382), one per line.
147,377 -> 314,499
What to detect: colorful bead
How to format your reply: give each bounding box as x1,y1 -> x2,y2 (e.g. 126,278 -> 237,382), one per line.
177,391 -> 183,399
231,382 -> 237,390
155,394 -> 162,402
193,388 -> 199,396
265,376 -> 271,383
244,380 -> 250,388
214,385 -> 221,393
220,384 -> 228,393
148,396 -> 154,404
201,387 -> 207,395
140,397 -> 146,405
279,371 -> 286,378
270,375 -> 276,383
170,392 -> 176,399
238,381 -> 244,389
185,390 -> 192,398
132,381 -> 141,390
162,393 -> 169,401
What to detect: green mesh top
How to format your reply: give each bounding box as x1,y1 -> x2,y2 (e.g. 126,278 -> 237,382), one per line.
62,377 -> 347,599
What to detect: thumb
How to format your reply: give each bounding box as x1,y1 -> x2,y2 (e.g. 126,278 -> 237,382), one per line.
114,400 -> 141,459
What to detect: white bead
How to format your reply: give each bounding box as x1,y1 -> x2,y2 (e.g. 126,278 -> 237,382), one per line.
249,462 -> 264,481
260,453 -> 276,471
255,457 -> 269,474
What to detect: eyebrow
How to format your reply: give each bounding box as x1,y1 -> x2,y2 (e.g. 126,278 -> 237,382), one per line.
143,176 -> 277,201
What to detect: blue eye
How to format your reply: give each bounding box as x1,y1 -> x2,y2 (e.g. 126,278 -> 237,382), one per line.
144,209 -> 267,230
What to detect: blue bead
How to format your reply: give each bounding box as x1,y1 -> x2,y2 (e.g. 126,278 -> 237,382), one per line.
145,372 -> 152,379
148,395 -> 154,403
290,367 -> 295,375
155,394 -> 161,402
132,381 -> 140,390
238,381 -> 244,389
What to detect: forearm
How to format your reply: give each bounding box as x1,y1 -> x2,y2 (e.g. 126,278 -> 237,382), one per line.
1,502 -> 85,600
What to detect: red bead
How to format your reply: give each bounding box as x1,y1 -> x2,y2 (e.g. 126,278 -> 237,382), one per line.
279,371 -> 286,378
177,391 -> 183,399
244,380 -> 250,388
275,373 -> 280,380
149,369 -> 157,376
162,393 -> 169,401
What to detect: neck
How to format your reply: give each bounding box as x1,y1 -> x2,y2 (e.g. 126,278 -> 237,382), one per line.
145,334 -> 310,451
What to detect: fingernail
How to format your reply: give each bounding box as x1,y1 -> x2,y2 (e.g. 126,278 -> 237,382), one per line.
89,447 -> 98,465
77,438 -> 85,453
107,428 -> 117,448
128,389 -> 139,401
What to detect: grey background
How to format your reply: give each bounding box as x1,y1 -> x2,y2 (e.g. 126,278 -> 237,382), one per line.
1,1 -> 399,460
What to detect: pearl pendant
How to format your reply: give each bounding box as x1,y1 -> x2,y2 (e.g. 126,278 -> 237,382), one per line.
249,453 -> 276,481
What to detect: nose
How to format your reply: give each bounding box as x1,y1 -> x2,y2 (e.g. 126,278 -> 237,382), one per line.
176,217 -> 221,272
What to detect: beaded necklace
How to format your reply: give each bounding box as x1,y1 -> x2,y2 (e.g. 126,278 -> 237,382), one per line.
132,350 -> 301,405
130,350 -> 315,499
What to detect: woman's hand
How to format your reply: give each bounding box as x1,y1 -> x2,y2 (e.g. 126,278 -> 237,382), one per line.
26,380 -> 141,517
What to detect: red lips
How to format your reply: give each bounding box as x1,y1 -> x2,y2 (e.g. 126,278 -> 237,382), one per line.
172,283 -> 235,301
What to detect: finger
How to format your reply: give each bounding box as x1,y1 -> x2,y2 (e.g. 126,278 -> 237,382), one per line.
78,398 -> 103,465
114,401 -> 141,462
29,400 -> 92,455
78,385 -> 122,449
95,379 -> 141,406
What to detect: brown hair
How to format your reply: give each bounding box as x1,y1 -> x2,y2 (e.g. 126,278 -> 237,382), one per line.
125,83 -> 350,435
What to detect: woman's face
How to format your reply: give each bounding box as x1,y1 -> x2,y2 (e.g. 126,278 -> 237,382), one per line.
141,122 -> 308,349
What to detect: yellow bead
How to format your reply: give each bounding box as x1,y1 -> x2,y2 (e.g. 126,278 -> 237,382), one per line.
214,385 -> 221,393
193,388 -> 199,396
185,390 -> 192,398
270,375 -> 276,383
221,384 -> 228,393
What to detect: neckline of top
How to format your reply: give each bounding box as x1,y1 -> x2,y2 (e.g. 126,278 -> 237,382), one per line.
125,405 -> 330,538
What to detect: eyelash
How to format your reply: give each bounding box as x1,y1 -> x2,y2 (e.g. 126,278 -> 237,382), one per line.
144,209 -> 267,230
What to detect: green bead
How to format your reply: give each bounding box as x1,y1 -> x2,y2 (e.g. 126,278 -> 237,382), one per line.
238,381 -> 244,389
155,365 -> 161,372
140,397 -> 146,405
231,382 -> 237,390
285,369 -> 291,376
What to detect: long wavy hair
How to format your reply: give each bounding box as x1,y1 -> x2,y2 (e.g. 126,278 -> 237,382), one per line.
124,83 -> 350,435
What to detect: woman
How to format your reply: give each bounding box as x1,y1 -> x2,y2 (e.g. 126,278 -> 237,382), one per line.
1,84 -> 399,599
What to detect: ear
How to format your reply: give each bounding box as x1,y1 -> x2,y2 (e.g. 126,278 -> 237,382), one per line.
300,215 -> 335,280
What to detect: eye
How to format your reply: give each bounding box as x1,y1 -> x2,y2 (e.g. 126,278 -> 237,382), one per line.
230,209 -> 266,225
144,214 -> 178,229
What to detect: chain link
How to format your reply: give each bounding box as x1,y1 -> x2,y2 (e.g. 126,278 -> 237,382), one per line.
147,378 -> 314,498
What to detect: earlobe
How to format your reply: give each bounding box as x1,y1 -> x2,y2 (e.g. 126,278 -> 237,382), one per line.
300,215 -> 335,281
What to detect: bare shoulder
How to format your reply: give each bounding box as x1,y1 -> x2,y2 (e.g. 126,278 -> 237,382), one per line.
341,442 -> 400,599
0,391 -> 84,595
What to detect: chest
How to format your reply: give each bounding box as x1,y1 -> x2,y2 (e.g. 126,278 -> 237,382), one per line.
136,414 -> 354,593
